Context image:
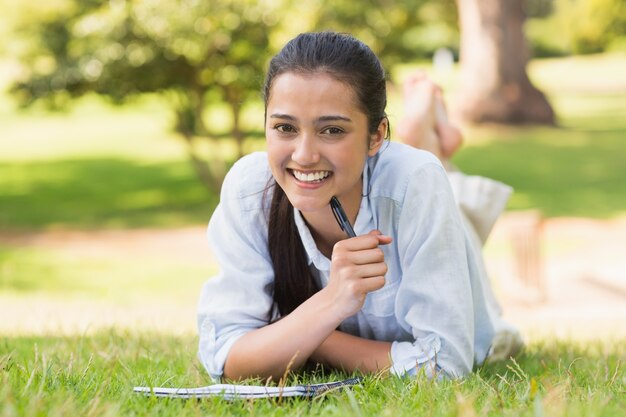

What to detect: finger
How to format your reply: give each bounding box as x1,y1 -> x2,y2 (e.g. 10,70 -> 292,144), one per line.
365,229 -> 393,245
376,235 -> 393,245
337,234 -> 382,251
355,262 -> 388,279
348,247 -> 385,265
357,276 -> 386,293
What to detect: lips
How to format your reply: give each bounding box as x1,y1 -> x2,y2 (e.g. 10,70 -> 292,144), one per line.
290,169 -> 332,183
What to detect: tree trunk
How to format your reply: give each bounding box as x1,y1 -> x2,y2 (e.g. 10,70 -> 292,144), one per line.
455,0 -> 555,124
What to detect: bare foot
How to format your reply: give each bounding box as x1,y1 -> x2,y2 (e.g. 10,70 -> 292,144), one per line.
396,71 -> 442,159
433,89 -> 463,158
396,71 -> 463,160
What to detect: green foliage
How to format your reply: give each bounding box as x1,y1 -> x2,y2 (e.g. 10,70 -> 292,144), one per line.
555,0 -> 626,54
306,0 -> 459,65
1,333 -> 624,416
9,0 -> 277,189
11,0 -> 273,109
527,0 -> 626,56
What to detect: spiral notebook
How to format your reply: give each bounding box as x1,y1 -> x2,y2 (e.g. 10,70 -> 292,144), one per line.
133,377 -> 362,400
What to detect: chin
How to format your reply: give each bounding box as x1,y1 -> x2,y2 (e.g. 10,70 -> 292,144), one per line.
287,195 -> 330,213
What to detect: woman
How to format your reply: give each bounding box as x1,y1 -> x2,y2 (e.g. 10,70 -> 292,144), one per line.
197,32 -> 520,382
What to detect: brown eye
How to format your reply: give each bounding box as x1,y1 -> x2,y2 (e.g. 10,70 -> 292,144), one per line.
322,126 -> 344,135
276,124 -> 296,133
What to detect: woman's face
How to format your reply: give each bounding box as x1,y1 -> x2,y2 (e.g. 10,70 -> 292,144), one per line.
265,72 -> 385,214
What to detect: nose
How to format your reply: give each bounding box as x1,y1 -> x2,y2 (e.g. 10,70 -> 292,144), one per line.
291,133 -> 320,166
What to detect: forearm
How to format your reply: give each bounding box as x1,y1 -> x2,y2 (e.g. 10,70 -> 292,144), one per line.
224,232 -> 393,381
310,330 -> 392,373
223,289 -> 342,382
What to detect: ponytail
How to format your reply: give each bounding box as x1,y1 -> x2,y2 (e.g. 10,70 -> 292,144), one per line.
267,182 -> 319,317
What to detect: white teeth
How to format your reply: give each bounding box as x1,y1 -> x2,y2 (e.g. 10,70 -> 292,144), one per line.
293,170 -> 330,182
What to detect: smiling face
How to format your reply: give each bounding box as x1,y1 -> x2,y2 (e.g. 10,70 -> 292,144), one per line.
265,72 -> 385,216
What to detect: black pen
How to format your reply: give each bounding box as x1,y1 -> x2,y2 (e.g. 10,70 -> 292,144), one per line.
330,196 -> 357,238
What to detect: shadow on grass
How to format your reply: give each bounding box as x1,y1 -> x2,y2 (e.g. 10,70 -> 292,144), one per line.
453,124 -> 626,218
0,157 -> 227,231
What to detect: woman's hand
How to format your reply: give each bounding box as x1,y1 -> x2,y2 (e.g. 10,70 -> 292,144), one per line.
324,230 -> 392,320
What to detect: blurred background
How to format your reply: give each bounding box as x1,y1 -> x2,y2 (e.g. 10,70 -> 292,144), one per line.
1,0 -> 625,340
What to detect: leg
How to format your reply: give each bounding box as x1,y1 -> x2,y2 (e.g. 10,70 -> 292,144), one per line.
396,71 -> 442,158
396,71 -> 463,160
432,88 -> 463,159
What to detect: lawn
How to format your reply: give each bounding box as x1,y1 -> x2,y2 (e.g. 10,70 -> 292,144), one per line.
2,332 -> 624,417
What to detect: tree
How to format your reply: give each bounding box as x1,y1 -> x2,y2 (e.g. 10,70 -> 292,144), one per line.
308,0 -> 463,68
553,0 -> 626,54
10,0 -> 277,191
455,0 -> 555,124
313,0 -> 429,66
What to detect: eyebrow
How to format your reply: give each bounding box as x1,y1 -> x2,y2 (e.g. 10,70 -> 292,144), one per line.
269,113 -> 353,123
318,115 -> 352,123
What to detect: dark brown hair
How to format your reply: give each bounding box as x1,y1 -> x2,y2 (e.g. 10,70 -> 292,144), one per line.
264,32 -> 388,317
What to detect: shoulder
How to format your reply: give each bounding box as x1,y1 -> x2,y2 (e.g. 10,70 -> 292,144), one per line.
368,141 -> 447,202
221,152 -> 273,211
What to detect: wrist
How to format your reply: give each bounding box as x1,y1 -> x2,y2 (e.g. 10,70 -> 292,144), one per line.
315,287 -> 351,323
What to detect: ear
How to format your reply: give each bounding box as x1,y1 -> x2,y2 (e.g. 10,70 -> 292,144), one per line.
367,117 -> 388,157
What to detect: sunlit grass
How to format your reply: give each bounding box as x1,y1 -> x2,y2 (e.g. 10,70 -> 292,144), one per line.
1,332 -> 624,416
452,119 -> 626,217
0,243 -> 213,300
528,52 -> 626,95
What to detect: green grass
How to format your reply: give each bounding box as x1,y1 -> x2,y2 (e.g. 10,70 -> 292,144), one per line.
1,332 -> 624,416
0,158 -> 217,230
0,243 -> 213,300
452,109 -> 626,217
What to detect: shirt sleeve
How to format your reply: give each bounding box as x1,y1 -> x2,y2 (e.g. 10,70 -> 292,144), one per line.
197,159 -> 275,382
391,162 -> 476,379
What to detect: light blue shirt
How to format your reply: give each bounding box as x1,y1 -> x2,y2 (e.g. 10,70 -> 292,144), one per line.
197,142 -> 503,381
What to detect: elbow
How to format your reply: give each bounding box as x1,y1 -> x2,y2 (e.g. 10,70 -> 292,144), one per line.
223,348 -> 303,384
222,360 -> 253,383
223,360 -> 296,384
